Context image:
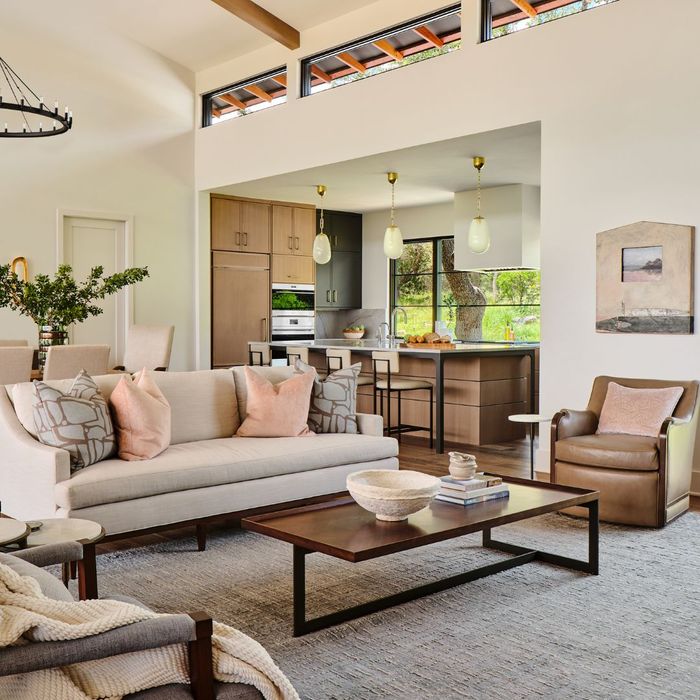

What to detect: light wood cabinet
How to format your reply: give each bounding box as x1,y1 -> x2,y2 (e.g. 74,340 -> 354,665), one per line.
272,205 -> 315,256
211,196 -> 270,253
212,251 -> 269,367
272,254 -> 315,284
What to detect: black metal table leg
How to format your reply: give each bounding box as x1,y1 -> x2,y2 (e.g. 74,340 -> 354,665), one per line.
434,355 -> 444,453
293,545 -> 308,637
587,498 -> 599,575
528,349 -> 536,412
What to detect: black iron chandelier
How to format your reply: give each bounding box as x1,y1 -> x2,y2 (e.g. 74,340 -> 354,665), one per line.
0,55 -> 73,138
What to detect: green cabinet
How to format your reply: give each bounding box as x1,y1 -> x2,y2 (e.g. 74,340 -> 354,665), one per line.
316,210 -> 362,309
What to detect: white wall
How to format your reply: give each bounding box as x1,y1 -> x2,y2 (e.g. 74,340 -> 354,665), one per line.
0,9 -> 196,369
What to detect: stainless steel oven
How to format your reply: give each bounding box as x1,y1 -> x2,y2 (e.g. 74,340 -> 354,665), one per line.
271,283 -> 315,341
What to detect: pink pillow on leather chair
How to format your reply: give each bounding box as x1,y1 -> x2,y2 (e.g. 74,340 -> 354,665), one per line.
109,370 -> 171,460
597,381 -> 684,438
237,366 -> 315,437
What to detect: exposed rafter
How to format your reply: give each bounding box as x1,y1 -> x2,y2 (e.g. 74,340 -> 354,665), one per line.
218,93 -> 247,110
337,52 -> 366,74
412,25 -> 444,48
507,0 -> 538,18
372,39 -> 404,62
310,64 -> 332,83
243,84 -> 273,102
211,0 -> 300,49
270,73 -> 287,87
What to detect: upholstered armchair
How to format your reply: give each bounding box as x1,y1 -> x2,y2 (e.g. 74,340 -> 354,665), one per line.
0,543 -> 262,699
550,376 -> 699,527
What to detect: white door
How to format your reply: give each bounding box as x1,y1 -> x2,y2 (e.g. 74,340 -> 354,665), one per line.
61,216 -> 129,367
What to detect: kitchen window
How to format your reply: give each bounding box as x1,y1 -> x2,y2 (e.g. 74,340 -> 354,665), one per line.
391,237 -> 541,342
483,0 -> 618,41
301,4 -> 461,98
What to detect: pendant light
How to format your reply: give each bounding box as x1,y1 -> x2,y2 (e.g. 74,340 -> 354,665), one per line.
383,172 -> 404,259
312,184 -> 332,264
468,156 -> 491,254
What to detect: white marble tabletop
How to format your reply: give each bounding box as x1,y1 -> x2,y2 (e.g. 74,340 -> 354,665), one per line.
25,518 -> 105,547
0,519 -> 31,546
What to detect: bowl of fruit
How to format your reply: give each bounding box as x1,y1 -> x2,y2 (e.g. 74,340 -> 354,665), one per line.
343,324 -> 365,339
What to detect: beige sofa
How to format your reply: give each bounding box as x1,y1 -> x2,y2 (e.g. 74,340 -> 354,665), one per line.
0,366 -> 398,537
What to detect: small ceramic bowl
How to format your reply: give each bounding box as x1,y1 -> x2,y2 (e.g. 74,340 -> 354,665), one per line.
347,469 -> 440,521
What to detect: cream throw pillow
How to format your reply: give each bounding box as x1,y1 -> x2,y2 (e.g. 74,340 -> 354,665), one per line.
236,365 -> 315,437
110,370 -> 171,460
597,382 -> 684,438
32,370 -> 116,472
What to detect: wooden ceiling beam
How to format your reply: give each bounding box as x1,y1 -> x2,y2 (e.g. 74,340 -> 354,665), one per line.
243,84 -> 273,102
337,52 -> 366,74
310,64 -> 332,83
270,73 -> 287,87
412,25 -> 444,48
507,0 -> 538,18
218,93 -> 247,109
373,39 -> 404,62
211,0 -> 300,49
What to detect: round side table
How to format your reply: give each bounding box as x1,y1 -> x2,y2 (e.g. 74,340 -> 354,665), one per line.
508,414 -> 552,480
0,518 -> 31,547
26,518 -> 105,600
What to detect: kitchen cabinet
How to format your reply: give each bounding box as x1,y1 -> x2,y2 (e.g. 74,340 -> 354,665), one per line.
212,251 -> 270,367
211,196 -> 271,254
319,210 -> 362,253
272,254 -> 315,284
316,251 -> 362,309
272,205 -> 315,256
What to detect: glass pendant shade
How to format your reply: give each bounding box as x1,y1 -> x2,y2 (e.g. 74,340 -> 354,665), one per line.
384,225 -> 404,259
312,232 -> 332,264
468,215 -> 491,254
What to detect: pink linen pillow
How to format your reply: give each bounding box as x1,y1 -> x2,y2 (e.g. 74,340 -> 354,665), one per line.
109,369 -> 171,460
596,382 -> 684,438
236,365 -> 315,437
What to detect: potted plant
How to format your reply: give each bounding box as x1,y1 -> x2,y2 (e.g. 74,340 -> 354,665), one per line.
0,263 -> 149,369
343,324 -> 365,339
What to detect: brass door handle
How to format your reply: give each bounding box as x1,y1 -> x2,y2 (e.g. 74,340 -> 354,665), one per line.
332,290 -> 337,303
242,232 -> 248,246
294,236 -> 300,250
288,236 -> 293,250
235,232 -> 241,246
261,317 -> 267,342
326,290 -> 331,303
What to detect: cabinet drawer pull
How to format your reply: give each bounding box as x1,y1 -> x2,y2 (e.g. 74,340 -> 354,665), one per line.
288,236 -> 293,250
326,290 -> 331,303
261,317 -> 267,342
235,232 -> 241,246
294,236 -> 300,250
332,290 -> 337,303
242,232 -> 248,246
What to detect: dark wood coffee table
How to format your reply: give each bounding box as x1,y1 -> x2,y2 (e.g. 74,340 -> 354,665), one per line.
242,476 -> 599,636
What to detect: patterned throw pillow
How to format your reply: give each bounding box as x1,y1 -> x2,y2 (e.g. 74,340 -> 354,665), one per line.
32,370 -> 117,471
296,359 -> 361,434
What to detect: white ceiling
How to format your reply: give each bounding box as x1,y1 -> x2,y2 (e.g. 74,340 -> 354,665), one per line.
78,0 -> 381,72
213,122 -> 542,212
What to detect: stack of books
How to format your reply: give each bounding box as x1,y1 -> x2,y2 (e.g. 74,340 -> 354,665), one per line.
436,473 -> 510,506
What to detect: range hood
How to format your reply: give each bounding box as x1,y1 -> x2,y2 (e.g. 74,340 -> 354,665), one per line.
453,184 -> 540,271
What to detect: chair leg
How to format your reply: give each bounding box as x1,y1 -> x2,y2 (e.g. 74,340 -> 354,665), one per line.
188,612 -> 215,700
397,390 -> 402,443
429,386 -> 434,449
387,389 -> 392,439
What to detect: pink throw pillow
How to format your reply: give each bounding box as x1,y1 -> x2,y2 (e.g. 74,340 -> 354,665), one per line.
236,366 -> 315,437
597,382 -> 683,438
109,370 -> 171,460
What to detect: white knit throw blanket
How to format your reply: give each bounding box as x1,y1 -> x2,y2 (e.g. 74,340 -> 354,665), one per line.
0,562 -> 299,700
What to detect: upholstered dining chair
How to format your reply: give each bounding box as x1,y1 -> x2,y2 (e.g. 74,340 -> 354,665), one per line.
550,376 -> 700,527
43,345 -> 111,380
0,543 -> 263,699
115,325 -> 175,373
0,339 -> 29,347
0,347 -> 33,384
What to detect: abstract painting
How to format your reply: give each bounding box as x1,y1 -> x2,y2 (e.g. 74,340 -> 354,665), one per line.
596,221 -> 694,334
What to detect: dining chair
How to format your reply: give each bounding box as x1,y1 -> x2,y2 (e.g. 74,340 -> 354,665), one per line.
0,347 -> 34,384
247,342 -> 271,366
43,345 -> 111,380
114,325 -> 174,372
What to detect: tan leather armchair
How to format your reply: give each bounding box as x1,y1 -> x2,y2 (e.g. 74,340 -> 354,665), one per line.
550,376 -> 699,527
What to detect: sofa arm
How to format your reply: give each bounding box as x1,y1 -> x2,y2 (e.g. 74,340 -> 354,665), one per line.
357,412 -> 384,437
659,415 -> 698,504
0,613 -> 198,676
551,409 -> 598,442
11,542 -> 83,567
0,389 -> 70,520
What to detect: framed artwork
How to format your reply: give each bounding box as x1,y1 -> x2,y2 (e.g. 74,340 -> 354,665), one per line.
596,221 -> 694,334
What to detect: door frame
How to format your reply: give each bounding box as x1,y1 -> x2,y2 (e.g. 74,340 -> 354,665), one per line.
56,209 -> 135,365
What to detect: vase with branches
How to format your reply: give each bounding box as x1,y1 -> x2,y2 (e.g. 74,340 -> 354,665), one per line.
0,263 -> 149,369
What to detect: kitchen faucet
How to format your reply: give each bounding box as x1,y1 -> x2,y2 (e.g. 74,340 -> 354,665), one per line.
377,321 -> 390,345
390,307 -> 408,344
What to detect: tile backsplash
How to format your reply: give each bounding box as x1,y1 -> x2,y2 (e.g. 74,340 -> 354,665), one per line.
316,309 -> 387,340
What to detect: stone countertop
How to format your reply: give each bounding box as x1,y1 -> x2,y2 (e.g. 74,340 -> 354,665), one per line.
269,339 -> 539,354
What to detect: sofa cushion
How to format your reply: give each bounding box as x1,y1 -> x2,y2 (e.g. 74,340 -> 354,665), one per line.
10,374 -> 123,439
144,370 -> 239,444
33,371 -> 117,471
0,553 -> 74,602
55,434 -> 399,510
556,433 -> 659,471
232,365 -> 294,420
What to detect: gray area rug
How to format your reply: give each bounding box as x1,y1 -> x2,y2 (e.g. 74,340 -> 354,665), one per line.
88,512 -> 700,699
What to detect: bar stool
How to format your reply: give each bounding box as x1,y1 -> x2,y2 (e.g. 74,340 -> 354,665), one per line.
372,350 -> 433,446
325,348 -> 374,386
285,346 -> 309,365
248,342 -> 271,366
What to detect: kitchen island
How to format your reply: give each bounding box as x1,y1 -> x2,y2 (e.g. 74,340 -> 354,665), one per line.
269,339 -> 539,453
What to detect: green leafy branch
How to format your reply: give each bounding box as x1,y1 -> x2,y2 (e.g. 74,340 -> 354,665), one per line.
0,264 -> 149,327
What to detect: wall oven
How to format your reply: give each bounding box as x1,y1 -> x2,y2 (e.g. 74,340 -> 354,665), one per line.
271,283 -> 315,342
